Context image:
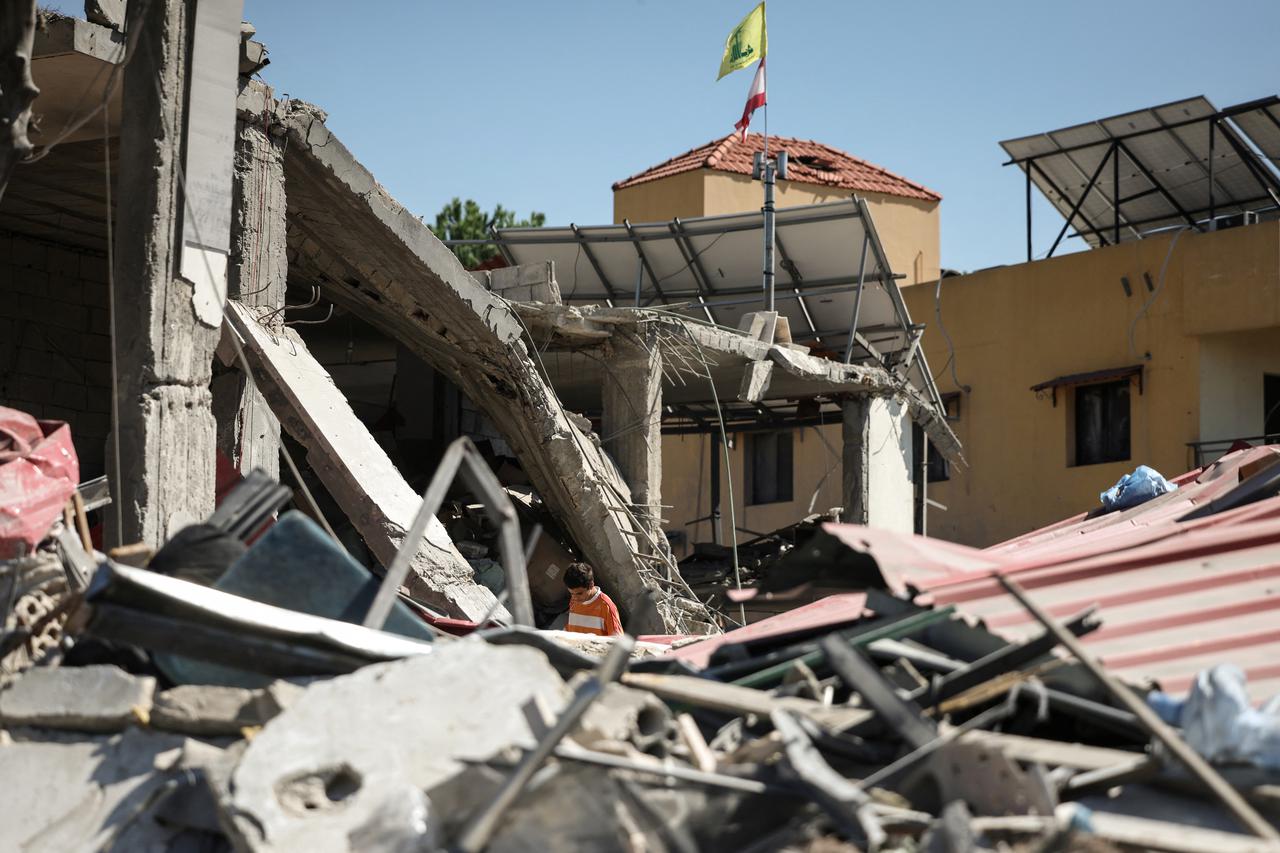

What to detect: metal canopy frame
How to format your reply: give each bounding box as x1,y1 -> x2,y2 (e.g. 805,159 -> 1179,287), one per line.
452,198 -> 916,363
1003,95 -> 1280,259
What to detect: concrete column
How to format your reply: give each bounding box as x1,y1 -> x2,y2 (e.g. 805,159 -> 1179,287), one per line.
213,108 -> 287,480
110,0 -> 219,547
601,325 -> 663,545
841,395 -> 870,524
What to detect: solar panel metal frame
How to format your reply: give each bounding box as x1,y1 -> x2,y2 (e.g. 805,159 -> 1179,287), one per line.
1001,95 -> 1280,254
460,197 -> 948,423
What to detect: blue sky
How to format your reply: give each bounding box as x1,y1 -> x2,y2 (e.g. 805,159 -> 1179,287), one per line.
48,0 -> 1280,271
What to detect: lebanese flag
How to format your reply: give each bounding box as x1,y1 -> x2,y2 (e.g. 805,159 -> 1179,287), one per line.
734,59 -> 766,142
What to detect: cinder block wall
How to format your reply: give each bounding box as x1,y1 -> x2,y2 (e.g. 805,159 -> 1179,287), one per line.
0,232 -> 114,478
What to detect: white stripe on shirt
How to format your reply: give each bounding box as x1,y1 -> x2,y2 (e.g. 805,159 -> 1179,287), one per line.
567,612 -> 605,630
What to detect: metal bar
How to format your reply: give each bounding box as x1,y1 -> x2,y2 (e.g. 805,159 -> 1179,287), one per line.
1027,159 -> 1086,246
1066,196 -> 1279,238
1115,140 -> 1201,231
1026,165 -> 1033,261
477,205 -> 868,248
820,636 -> 937,750
1114,140 -> 1121,245
710,431 -> 722,545
363,437 -> 533,630
762,158 -> 776,312
1215,119 -> 1280,205
1001,96 -> 1280,165
732,605 -> 957,689
842,234 -> 870,364
569,223 -> 621,302
488,225 -> 516,266
998,575 -> 1280,842
1209,119 -> 1217,220
774,231 -> 821,339
1048,143 -> 1114,258
455,636 -> 635,853
668,218 -> 718,324
623,218 -> 668,303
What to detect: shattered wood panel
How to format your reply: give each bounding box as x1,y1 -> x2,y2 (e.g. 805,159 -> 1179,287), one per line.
275,103 -> 714,635
224,301 -> 499,622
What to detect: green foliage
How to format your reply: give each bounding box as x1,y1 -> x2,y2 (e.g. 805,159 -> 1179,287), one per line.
430,198 -> 546,269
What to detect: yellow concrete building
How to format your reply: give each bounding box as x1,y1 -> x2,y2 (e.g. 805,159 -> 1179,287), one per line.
613,133 -> 942,287
612,133 -> 944,549
621,115 -> 1280,553
903,221 -> 1280,546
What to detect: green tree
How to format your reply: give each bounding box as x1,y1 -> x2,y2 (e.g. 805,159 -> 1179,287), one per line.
430,197 -> 545,269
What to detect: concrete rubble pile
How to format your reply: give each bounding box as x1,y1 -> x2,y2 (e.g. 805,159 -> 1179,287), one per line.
4,416 -> 1280,851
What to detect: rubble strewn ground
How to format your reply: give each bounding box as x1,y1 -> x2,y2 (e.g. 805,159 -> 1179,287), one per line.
4,429 -> 1280,850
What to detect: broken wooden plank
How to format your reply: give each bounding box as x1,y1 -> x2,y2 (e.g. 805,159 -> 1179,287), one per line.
224,301 -> 501,622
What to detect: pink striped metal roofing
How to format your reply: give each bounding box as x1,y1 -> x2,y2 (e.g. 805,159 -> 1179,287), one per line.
826,446 -> 1280,702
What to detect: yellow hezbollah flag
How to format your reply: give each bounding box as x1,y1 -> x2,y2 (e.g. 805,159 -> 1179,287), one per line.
717,3 -> 767,80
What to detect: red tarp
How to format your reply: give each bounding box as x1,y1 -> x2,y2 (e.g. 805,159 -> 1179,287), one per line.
0,407 -> 79,558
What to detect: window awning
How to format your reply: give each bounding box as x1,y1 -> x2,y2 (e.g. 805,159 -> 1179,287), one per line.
1031,364 -> 1143,406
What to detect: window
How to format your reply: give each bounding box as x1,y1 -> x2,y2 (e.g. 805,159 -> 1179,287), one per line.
911,424 -> 951,483
1073,380 -> 1130,466
745,431 -> 793,505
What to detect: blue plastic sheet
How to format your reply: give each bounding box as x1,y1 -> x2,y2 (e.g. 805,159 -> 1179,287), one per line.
1100,465 -> 1176,512
1147,665 -> 1280,771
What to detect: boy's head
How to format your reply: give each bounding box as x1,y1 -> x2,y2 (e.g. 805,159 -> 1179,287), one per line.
563,562 -> 596,603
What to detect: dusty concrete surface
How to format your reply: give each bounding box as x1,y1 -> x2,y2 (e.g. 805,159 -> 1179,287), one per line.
225,301 -> 496,621
110,0 -> 218,549
601,324 -> 664,545
214,80 -> 288,480
0,664 -> 154,732
272,100 -> 715,634
218,642 -> 569,851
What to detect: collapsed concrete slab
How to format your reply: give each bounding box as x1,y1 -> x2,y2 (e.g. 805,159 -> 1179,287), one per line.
223,300 -> 498,622
0,664 -> 154,732
217,641 -> 570,851
269,97 -> 714,634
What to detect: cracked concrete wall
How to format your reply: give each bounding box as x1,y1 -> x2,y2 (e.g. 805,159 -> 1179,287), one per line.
601,325 -> 663,545
110,0 -> 218,548
225,302 -> 496,622
212,89 -> 286,480
274,105 -> 713,634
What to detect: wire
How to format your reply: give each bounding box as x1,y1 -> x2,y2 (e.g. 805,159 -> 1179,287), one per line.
932,275 -> 970,394
1127,226 -> 1190,362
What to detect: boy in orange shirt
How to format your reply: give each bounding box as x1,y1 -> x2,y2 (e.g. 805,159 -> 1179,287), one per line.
563,562 -> 622,636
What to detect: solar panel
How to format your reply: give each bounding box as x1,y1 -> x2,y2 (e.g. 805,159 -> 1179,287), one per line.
492,198 -> 911,365
1001,95 -> 1280,252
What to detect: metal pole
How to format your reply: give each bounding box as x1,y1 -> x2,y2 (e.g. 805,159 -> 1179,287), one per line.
762,156 -> 776,312
710,432 -> 722,545
634,257 -> 643,307
1025,165 -> 1033,262
1113,142 -> 1121,245
842,234 -> 870,364
1209,120 -> 1217,221
998,575 -> 1280,842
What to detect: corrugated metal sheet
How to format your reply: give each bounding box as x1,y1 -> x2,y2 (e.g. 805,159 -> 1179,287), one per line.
829,446 -> 1280,702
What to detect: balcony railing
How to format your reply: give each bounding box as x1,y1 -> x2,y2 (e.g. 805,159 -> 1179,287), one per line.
1187,434 -> 1280,469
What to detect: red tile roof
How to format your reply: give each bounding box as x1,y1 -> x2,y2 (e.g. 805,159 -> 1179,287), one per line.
612,132 -> 941,202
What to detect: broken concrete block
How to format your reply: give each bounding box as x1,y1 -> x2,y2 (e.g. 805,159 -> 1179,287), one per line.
149,684 -> 278,736
0,727 -> 191,851
0,665 -> 155,732
575,682 -> 673,756
738,359 -> 774,403
84,0 -> 126,30
486,261 -> 562,304
216,641 -> 569,851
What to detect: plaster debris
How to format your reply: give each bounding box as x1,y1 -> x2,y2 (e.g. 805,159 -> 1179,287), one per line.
0,664 -> 154,732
